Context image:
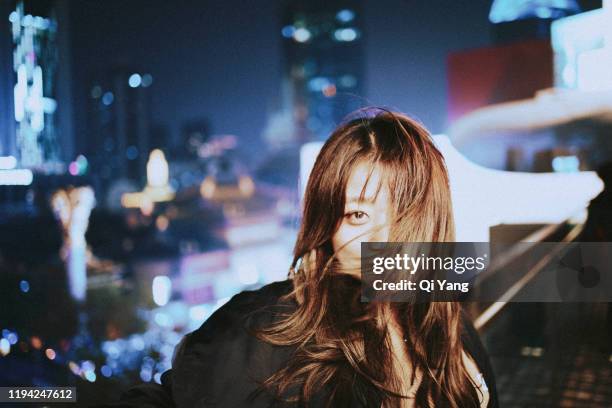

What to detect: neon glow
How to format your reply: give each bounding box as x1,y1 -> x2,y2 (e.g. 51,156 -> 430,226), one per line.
293,27 -> 311,43
0,169 -> 33,185
128,73 -> 142,88
122,149 -> 174,208
0,156 -> 17,170
281,25 -> 295,38
552,155 -> 580,172
489,0 -> 580,24
11,1 -> 59,168
336,9 -> 355,23
333,28 -> 359,42
152,276 -> 172,307
0,338 -> 10,356
147,149 -> 169,187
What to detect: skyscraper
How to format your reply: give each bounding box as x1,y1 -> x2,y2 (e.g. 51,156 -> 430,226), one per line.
87,68 -> 153,189
279,0 -> 364,142
0,1 -> 16,159
7,0 -> 60,170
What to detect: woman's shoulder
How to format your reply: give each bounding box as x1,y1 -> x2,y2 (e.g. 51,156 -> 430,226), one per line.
226,278 -> 295,311
184,279 -> 294,339
171,279 -> 297,407
176,278 -> 296,363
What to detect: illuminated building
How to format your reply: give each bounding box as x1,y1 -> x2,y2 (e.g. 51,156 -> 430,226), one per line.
280,0 -> 364,142
0,1 -> 75,215
121,149 -> 175,213
3,1 -> 63,170
88,67 -> 153,189
0,3 -> 15,161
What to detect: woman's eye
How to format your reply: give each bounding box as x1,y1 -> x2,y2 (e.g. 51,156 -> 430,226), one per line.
346,211 -> 369,225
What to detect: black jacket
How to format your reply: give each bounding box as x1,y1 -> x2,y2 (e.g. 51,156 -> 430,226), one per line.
95,279 -> 498,407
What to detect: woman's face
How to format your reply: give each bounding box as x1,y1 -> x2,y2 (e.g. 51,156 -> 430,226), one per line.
331,162 -> 392,275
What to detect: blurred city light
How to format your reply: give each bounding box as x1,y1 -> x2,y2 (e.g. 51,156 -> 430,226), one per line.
90,85 -> 102,98
143,149 -> 175,201
322,84 -> 337,97
10,2 -> 59,167
293,27 -> 311,43
238,175 -> 255,197
76,155 -> 89,174
336,9 -> 355,23
101,365 -> 112,378
6,332 -> 18,345
1,329 -> 18,351
68,161 -> 79,176
153,311 -> 172,328
45,348 -> 56,360
338,74 -> 357,88
155,215 -> 169,231
30,336 -> 42,350
141,73 -> 153,87
0,155 -> 17,169
0,169 -> 33,185
130,336 -> 145,352
126,146 -> 139,160
101,91 -> 114,106
0,338 -> 10,356
552,155 -> 580,172
147,149 -> 169,188
84,370 -> 96,382
152,276 -> 172,307
68,155 -> 88,176
489,0 -> 580,24
128,73 -> 142,88
281,25 -> 295,38
122,149 -> 174,208
224,219 -> 280,247
237,263 -> 259,285
19,280 -> 29,293
68,361 -> 81,376
307,77 -> 331,92
333,27 -> 358,42
188,304 -> 213,323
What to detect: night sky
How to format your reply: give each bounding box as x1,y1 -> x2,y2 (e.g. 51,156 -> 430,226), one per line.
2,0 -> 604,164
362,0 -> 492,131
65,0 -> 498,163
68,0 -> 281,160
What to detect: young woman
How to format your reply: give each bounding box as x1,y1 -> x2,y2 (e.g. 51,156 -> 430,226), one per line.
103,108 -> 498,407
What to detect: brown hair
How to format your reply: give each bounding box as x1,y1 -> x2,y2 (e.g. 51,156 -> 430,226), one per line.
254,108 -> 481,407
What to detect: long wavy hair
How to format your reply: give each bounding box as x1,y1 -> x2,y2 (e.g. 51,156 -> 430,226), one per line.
254,108 -> 481,407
